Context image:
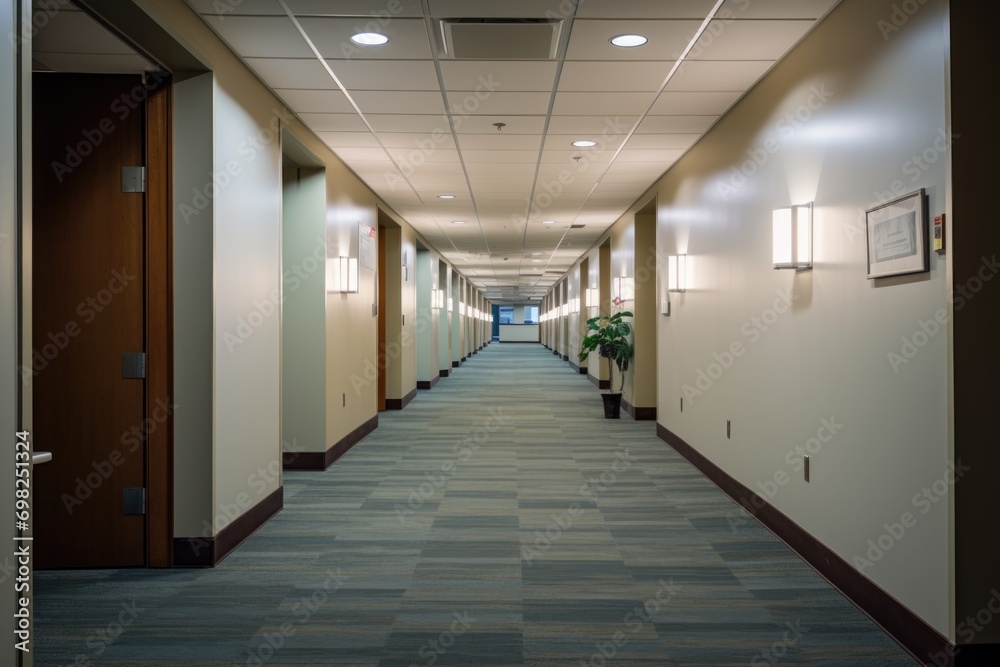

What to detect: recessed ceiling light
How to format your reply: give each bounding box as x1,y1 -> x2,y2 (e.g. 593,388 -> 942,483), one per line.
437,194 -> 456,199
452,220 -> 466,225
350,32 -> 389,46
571,140 -> 597,147
532,259 -> 541,263
610,34 -> 648,48
532,252 -> 543,256
542,220 -> 555,225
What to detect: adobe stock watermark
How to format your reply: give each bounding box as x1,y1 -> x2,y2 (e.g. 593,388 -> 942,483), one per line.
521,446 -> 635,564
386,77 -> 503,191
50,71 -> 170,183
350,310 -> 436,392
409,611 -> 475,667
844,129 -> 959,245
716,84 -> 834,201
7,0 -> 61,47
65,599 -> 143,667
243,568 -> 348,666
887,255 -> 1000,373
682,289 -> 797,405
222,238 -> 326,353
395,408 -> 507,523
19,267 -> 137,385
727,417 -> 844,534
677,0 -> 750,62
751,621 -> 809,666
61,399 -> 178,515
927,588 -> 1000,666
877,0 -> 932,41
180,106 -> 295,224
581,579 -> 681,667
852,459 -> 970,573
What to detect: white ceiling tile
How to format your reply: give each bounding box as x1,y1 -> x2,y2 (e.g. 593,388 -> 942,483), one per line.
624,134 -> 700,150
298,17 -> 432,60
454,116 -> 548,134
635,115 -> 717,133
614,149 -> 684,162
546,115 -> 638,135
719,0 -> 840,20
298,113 -> 368,131
333,147 -> 392,161
366,114 -> 451,133
377,132 -> 457,149
577,0 -> 718,19
542,134 -> 627,151
566,20 -> 702,61
459,134 -> 542,151
204,16 -> 312,57
287,0 -> 424,16
273,89 -> 354,113
352,91 -> 445,115
316,132 -> 381,147
686,20 -> 816,61
552,92 -> 653,116
448,91 -> 551,116
429,0 -> 571,18
190,0 -> 284,14
387,148 -> 460,163
650,91 -> 741,115
326,59 -> 440,90
558,61 -> 672,93
462,150 -> 539,164
244,58 -> 335,89
440,61 -> 558,92
667,60 -> 775,92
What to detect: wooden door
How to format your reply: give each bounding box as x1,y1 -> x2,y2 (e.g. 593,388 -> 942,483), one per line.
32,74 -> 146,568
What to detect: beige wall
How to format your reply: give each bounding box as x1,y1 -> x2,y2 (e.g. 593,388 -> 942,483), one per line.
632,211 -> 657,410
545,0 -> 952,637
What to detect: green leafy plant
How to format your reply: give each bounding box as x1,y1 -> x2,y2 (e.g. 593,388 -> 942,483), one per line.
578,311 -> 634,392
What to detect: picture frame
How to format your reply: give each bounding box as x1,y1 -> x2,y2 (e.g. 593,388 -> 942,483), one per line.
866,188 -> 928,279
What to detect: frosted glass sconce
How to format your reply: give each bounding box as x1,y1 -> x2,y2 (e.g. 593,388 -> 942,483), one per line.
773,203 -> 813,270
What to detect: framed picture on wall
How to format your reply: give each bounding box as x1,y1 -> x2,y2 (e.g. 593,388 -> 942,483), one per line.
866,188 -> 928,279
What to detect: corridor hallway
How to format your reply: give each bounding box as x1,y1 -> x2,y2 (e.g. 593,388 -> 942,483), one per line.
35,344 -> 914,665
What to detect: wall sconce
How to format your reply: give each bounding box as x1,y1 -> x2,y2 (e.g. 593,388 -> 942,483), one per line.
668,254 -> 687,292
587,288 -> 599,307
570,297 -> 580,314
337,256 -> 359,293
773,203 -> 813,270
612,277 -> 621,303
432,289 -> 445,310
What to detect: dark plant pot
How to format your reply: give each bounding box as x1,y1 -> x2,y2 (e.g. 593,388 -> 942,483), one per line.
602,392 -> 623,419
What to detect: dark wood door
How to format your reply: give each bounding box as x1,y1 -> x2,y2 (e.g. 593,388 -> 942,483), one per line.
32,74 -> 146,568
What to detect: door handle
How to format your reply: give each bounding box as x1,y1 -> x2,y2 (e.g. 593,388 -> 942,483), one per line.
32,451 -> 53,465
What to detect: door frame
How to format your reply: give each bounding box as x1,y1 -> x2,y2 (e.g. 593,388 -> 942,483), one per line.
144,76 -> 173,567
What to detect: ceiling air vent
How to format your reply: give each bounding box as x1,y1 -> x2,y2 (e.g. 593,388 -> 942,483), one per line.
438,18 -> 565,60
569,224 -> 586,229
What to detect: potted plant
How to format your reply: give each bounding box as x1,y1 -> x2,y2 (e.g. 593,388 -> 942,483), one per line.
578,311 -> 633,418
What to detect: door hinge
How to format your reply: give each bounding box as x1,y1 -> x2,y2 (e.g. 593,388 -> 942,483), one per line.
122,166 -> 146,193
122,352 -> 146,379
123,488 -> 146,515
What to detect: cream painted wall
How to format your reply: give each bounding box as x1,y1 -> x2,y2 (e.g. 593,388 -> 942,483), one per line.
415,249 -> 438,385
400,226 -> 417,396
171,72 -> 214,536
566,266 -> 582,365
438,263 -> 452,372
281,165 -> 326,454
652,0 -> 951,635
610,220 -> 636,396
632,212 -> 657,410
451,273 -> 462,364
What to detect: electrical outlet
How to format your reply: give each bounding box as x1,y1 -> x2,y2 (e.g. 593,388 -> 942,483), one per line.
727,420 -> 731,439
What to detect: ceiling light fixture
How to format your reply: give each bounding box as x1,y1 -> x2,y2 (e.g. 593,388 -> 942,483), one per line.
350,32 -> 389,46
571,140 -> 597,147
437,194 -> 456,199
610,34 -> 648,48
542,220 -> 555,225
452,220 -> 466,225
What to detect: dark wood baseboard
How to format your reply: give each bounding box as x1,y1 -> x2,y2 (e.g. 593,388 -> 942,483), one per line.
417,374 -> 441,390
452,360 -> 460,368
173,486 -> 283,567
569,359 -> 581,372
588,373 -> 610,390
500,340 -> 539,343
439,369 -> 450,378
622,398 -> 656,421
461,356 -> 467,362
283,414 -> 379,471
386,387 -> 418,410
655,423 -> 997,667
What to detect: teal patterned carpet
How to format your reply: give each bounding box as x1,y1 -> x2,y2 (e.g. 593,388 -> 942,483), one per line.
35,343 -> 915,665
